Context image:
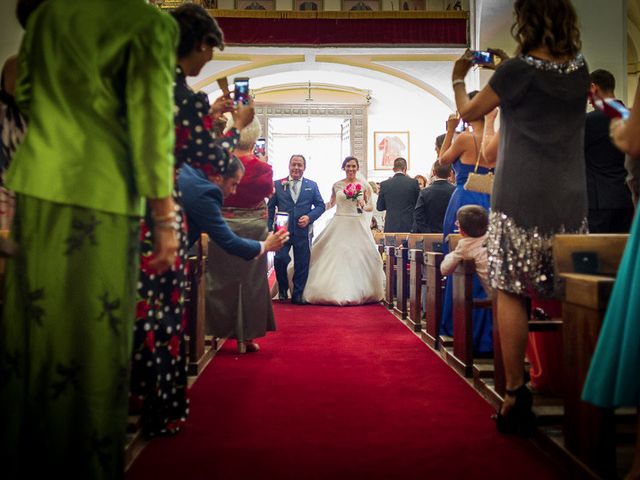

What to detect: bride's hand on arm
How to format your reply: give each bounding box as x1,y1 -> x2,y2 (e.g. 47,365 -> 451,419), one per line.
325,189 -> 336,210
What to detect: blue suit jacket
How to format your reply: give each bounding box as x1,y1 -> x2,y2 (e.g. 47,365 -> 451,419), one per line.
178,164 -> 261,260
267,177 -> 325,238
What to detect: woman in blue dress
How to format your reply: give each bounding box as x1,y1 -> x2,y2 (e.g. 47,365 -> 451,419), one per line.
438,102 -> 495,355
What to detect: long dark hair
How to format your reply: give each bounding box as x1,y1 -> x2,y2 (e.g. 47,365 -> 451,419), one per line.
16,0 -> 47,28
171,4 -> 225,58
511,0 -> 581,58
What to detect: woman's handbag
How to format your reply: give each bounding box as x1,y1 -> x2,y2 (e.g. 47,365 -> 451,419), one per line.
464,135 -> 494,194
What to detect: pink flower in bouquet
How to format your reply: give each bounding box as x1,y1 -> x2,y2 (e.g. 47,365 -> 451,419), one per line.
343,183 -> 363,201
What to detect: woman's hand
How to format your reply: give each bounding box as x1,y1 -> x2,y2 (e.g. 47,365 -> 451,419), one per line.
446,113 -> 460,133
452,50 -> 473,81
485,107 -> 499,125
263,229 -> 290,252
232,97 -> 255,130
483,48 -> 509,70
149,226 -> 178,274
210,95 -> 234,121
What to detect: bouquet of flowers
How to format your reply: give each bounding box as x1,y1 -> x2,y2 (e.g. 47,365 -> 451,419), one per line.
343,183 -> 363,213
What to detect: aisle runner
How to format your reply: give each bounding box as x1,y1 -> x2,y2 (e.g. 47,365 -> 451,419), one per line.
128,303 -> 562,480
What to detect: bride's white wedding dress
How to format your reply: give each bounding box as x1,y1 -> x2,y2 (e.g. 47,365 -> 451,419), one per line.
303,180 -> 385,306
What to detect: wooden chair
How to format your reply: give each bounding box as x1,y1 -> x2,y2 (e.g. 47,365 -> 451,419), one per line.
554,234 -> 628,479
185,233 -> 214,376
407,234 -> 443,332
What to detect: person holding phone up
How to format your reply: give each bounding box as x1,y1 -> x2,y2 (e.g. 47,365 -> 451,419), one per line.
451,0 -> 589,437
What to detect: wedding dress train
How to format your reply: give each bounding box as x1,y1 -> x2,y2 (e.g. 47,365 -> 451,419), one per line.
303,180 -> 384,306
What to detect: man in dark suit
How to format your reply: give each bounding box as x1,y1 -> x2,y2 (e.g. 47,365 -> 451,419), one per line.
376,157 -> 420,232
178,160 -> 288,255
413,161 -> 455,233
267,154 -> 325,304
585,69 -> 634,233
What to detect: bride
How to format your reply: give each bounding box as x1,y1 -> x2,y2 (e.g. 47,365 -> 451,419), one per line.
303,156 -> 385,305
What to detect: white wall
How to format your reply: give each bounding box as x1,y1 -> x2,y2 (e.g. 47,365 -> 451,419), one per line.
0,0 -> 23,64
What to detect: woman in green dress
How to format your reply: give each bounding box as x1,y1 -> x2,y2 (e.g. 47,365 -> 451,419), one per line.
0,1 -> 179,478
582,82 -> 640,480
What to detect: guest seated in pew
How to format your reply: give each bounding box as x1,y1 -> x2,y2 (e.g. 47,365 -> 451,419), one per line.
205,116 -> 277,355
451,0 -> 589,436
583,80 -> 640,480
178,158 -> 289,353
440,205 -> 492,299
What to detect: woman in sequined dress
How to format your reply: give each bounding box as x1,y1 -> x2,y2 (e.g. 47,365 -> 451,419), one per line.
449,0 -> 589,435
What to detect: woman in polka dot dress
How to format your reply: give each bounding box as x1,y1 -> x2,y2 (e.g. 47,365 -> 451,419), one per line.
129,4 -> 255,438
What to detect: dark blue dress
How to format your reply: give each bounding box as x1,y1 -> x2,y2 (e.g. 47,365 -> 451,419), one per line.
440,159 -> 493,354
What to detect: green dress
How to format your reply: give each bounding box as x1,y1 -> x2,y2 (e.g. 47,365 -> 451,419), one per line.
0,1 -> 178,478
582,210 -> 640,408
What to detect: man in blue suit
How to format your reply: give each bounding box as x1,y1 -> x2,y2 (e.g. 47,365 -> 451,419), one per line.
268,154 -> 325,304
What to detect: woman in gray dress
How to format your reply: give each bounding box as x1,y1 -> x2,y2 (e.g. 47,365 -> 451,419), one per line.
449,0 -> 589,435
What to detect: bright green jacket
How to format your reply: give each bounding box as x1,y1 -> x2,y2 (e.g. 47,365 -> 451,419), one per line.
7,0 -> 178,216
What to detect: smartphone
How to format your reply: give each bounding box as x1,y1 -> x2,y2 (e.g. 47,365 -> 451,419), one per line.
254,137 -> 266,157
274,212 -> 289,233
455,119 -> 467,133
591,94 -> 630,120
233,77 -> 250,106
470,50 -> 495,66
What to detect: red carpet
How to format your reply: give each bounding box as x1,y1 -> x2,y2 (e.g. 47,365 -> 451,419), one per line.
128,303 -> 564,480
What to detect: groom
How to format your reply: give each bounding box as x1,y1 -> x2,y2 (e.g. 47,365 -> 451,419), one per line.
268,154 -> 325,304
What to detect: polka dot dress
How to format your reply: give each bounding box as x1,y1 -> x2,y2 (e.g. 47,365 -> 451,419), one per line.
128,66 -> 239,438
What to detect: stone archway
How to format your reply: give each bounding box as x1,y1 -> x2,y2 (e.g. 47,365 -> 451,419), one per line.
255,103 -> 369,170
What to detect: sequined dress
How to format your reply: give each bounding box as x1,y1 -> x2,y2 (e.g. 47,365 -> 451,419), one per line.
487,54 -> 590,298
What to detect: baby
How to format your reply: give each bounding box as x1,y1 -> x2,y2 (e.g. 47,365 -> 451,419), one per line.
441,205 -> 492,297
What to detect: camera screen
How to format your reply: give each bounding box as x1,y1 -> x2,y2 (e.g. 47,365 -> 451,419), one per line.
254,138 -> 266,156
472,51 -> 494,65
234,78 -> 250,105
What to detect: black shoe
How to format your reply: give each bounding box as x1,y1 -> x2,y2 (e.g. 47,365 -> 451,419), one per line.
291,296 -> 306,305
278,290 -> 289,301
492,384 -> 536,437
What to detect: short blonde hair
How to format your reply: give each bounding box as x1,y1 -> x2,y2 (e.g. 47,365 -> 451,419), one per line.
225,115 -> 262,151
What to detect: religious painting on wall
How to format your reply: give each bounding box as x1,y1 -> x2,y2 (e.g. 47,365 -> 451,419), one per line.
341,0 -> 381,11
400,0 -> 426,10
200,0 -> 218,8
294,0 -> 323,10
374,131 -> 410,170
236,0 -> 275,10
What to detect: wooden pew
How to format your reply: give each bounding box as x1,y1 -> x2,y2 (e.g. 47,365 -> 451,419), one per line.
445,257 -> 495,378
185,233 -> 215,376
395,233 -> 424,319
421,251 -> 444,348
407,234 -> 444,332
384,233 -> 409,310
383,234 -> 398,309
554,234 -> 628,479
435,234 -> 462,352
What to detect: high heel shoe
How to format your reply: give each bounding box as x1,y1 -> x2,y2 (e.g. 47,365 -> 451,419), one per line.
237,341 -> 247,354
492,384 -> 536,436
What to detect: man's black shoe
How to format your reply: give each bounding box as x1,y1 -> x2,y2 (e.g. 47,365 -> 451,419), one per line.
291,296 -> 307,305
278,291 -> 289,301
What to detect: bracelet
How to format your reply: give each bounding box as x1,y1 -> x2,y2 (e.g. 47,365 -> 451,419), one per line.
151,211 -> 176,223
452,79 -> 466,87
153,220 -> 179,231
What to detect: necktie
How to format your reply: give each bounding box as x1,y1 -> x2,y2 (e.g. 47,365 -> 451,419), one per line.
292,180 -> 300,203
